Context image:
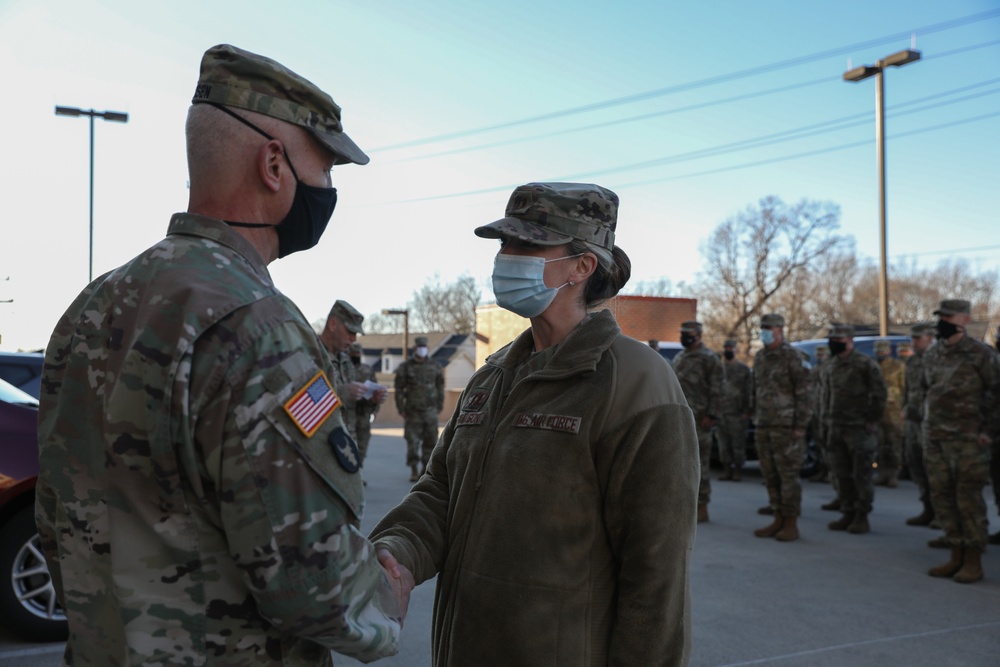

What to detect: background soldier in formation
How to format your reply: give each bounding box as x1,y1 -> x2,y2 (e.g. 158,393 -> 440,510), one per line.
672,320 -> 724,522
752,313 -> 812,542
348,341 -> 386,466
874,339 -> 906,488
810,344 -> 833,485
923,300 -> 1000,584
320,299 -> 367,439
394,335 -> 445,481
718,338 -> 753,482
822,325 -> 887,535
901,324 -> 936,527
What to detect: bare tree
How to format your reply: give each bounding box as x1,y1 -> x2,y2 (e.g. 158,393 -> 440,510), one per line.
697,195 -> 845,348
366,273 -> 483,336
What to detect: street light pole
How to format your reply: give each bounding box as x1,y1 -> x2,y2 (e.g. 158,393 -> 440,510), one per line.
55,106 -> 129,282
843,48 -> 920,337
382,309 -> 409,370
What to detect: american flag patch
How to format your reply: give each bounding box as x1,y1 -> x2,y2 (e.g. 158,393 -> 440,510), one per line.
283,371 -> 340,437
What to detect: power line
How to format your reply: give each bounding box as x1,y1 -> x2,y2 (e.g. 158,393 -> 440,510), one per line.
370,9 -> 1000,152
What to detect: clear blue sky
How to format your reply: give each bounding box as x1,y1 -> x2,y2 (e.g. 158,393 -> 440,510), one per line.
1,0 -> 997,350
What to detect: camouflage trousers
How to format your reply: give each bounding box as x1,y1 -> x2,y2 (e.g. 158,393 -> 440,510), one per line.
696,424 -> 713,505
354,408 -> 375,464
904,419 -> 930,504
924,434 -> 990,549
828,424 -> 876,514
403,408 -> 439,467
716,415 -> 748,469
755,427 -> 805,517
877,408 -> 903,471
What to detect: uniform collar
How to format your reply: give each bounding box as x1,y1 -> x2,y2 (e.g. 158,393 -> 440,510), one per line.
167,212 -> 269,275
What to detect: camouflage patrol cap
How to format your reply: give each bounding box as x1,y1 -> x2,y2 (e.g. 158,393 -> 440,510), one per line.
815,345 -> 830,358
760,313 -> 785,328
680,321 -> 703,333
348,342 -> 363,356
874,339 -> 892,353
330,299 -> 365,334
724,339 -> 738,348
414,336 -> 428,347
933,299 -> 971,316
192,44 -> 369,165
828,324 -> 854,338
910,322 -> 935,336
474,182 -> 618,250
897,342 -> 913,355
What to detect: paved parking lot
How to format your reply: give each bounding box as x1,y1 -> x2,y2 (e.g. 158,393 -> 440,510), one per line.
4,429 -> 998,666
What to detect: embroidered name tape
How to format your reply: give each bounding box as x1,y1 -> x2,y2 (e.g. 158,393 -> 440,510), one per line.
456,412 -> 486,427
283,371 -> 340,437
513,413 -> 582,434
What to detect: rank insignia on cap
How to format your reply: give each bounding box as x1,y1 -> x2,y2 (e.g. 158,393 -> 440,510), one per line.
283,371 -> 340,437
329,426 -> 361,473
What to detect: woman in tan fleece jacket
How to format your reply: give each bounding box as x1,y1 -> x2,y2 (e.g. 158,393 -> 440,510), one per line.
372,182 -> 700,666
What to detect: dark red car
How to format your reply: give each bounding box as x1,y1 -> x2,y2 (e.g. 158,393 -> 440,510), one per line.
0,377 -> 67,642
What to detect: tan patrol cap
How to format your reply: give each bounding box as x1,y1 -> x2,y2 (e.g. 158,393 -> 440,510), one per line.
192,44 -> 369,165
828,324 -> 854,338
933,299 -> 971,316
680,321 -> 703,334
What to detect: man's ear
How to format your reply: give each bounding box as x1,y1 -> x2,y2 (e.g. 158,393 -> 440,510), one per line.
257,139 -> 286,193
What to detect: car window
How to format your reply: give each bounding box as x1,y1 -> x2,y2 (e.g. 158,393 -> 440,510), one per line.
0,377 -> 39,407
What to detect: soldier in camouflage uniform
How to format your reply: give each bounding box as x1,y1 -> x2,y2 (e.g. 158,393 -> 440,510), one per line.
348,341 -> 385,464
902,324 -> 936,527
993,327 -> 1000,545
717,338 -> 752,482
394,335 -> 445,481
874,339 -> 906,487
752,313 -> 813,542
34,45 -> 405,666
319,299 -> 369,440
672,321 -> 724,522
809,345 -> 834,486
822,325 -> 887,535
922,300 -> 1000,584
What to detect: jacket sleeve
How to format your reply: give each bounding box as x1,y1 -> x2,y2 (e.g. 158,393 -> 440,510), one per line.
709,355 -> 724,418
792,354 -> 814,431
436,364 -> 445,412
393,362 -> 407,413
866,358 -> 888,424
603,403 -> 699,667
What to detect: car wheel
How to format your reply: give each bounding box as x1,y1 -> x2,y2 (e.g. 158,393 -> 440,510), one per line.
0,506 -> 68,642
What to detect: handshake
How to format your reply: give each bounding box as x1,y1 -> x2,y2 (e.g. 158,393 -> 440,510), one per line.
378,548 -> 416,623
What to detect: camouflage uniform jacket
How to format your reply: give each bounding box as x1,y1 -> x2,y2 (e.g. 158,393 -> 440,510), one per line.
721,359 -> 753,417
822,350 -> 887,427
752,342 -> 813,430
902,350 -> 928,423
352,359 -> 379,417
921,335 -> 1000,439
671,344 -> 724,422
371,310 -> 698,666
878,356 -> 906,411
394,355 -> 444,414
35,213 -> 399,666
331,349 -> 357,413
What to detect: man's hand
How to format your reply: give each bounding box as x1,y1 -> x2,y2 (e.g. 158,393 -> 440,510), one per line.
348,381 -> 366,401
377,548 -> 415,624
374,387 -> 388,405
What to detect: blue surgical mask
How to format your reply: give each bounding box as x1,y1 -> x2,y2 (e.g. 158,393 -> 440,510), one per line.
760,329 -> 775,346
492,253 -> 582,318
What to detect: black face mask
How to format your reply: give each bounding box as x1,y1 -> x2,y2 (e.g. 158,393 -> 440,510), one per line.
724,350 -> 735,360
211,104 -> 338,258
350,356 -> 361,366
828,339 -> 847,356
936,319 -> 961,340
680,333 -> 697,348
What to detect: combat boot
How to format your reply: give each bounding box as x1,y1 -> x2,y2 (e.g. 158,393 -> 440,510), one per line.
928,535 -> 949,549
409,464 -> 419,482
905,502 -> 934,526
928,547 -> 963,578
719,467 -> 733,481
828,512 -> 854,531
953,548 -> 983,584
757,505 -> 774,515
884,470 -> 898,488
989,530 -> 1000,545
821,498 -> 841,512
873,470 -> 888,486
775,515 -> 799,542
754,512 -> 783,538
731,467 -> 742,482
847,512 -> 870,534
697,503 -> 709,523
